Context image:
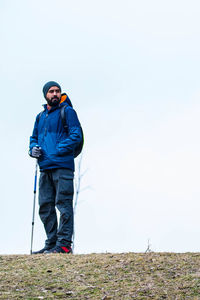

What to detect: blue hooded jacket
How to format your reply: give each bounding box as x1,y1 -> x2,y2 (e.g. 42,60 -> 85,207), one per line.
29,94 -> 82,171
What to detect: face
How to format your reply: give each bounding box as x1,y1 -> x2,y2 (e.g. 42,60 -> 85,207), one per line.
46,86 -> 61,106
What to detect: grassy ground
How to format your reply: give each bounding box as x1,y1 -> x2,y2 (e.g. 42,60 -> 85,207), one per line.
0,252 -> 200,299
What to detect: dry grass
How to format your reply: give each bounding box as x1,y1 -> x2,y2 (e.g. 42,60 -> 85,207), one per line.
0,252 -> 200,299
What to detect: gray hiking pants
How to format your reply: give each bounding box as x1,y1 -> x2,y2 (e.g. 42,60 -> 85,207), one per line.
38,168 -> 74,248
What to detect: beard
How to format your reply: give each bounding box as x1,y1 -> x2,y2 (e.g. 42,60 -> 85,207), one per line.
46,96 -> 60,107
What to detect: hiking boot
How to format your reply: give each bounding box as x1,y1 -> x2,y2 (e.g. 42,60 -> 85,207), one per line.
44,245 -> 72,254
32,246 -> 54,254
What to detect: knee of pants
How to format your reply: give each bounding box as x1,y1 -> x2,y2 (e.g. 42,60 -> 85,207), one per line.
56,200 -> 73,216
39,203 -> 56,222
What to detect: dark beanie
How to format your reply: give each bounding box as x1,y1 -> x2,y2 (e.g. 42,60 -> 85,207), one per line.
43,81 -> 61,98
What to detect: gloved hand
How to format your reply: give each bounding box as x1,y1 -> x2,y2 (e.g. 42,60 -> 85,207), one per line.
31,146 -> 42,158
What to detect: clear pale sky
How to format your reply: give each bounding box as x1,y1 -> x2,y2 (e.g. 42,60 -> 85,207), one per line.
1,0 -> 200,254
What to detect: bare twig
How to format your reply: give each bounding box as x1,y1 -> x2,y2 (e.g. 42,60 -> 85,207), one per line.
72,153 -> 90,253
145,239 -> 152,253
79,185 -> 93,193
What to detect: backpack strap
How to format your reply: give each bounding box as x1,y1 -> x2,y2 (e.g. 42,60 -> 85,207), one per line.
60,105 -> 68,131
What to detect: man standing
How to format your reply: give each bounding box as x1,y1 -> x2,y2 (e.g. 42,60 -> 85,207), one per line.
29,81 -> 82,254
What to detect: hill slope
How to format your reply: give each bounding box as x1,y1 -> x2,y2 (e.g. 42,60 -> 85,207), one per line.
0,252 -> 200,299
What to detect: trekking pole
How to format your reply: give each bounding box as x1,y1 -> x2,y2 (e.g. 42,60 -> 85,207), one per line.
30,160 -> 38,255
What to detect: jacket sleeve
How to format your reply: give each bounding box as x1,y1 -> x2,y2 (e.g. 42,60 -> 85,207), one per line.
29,115 -> 39,156
57,107 -> 82,155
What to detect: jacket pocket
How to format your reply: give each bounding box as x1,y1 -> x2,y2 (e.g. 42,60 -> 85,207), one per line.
57,173 -> 74,200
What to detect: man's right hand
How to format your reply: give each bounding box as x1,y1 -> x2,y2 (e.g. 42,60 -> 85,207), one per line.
31,146 -> 42,158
